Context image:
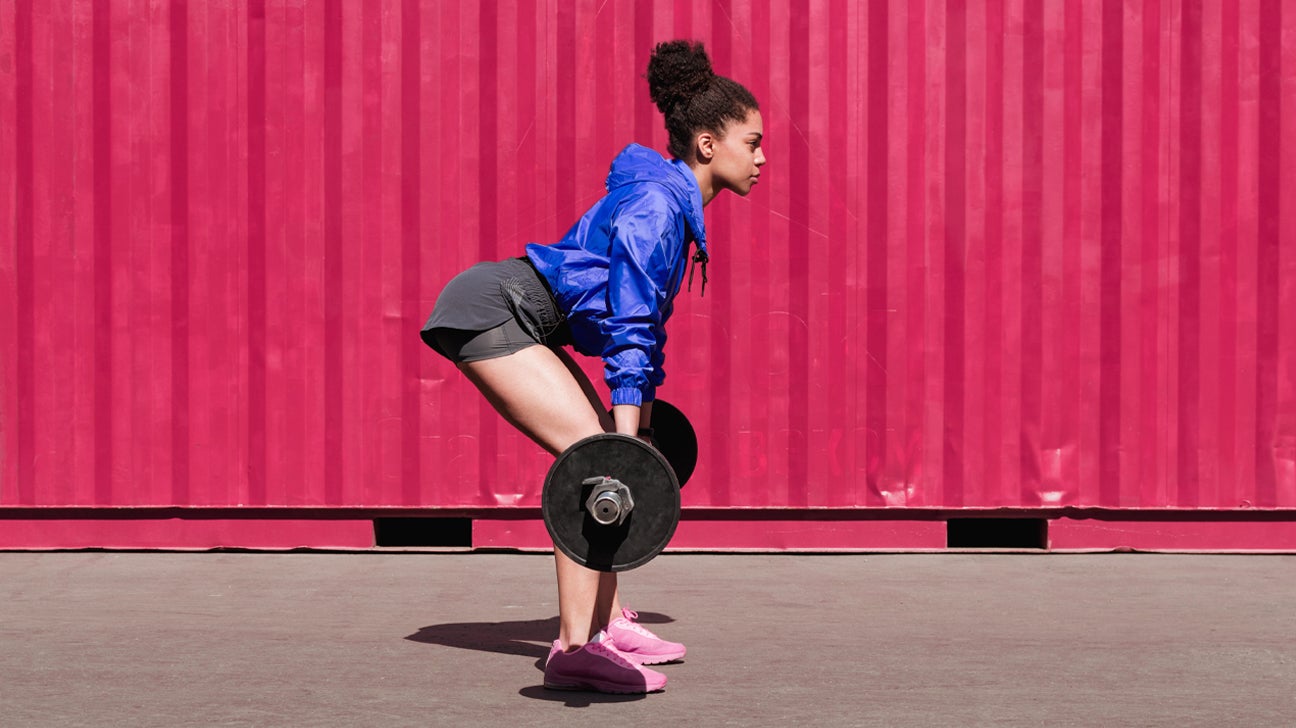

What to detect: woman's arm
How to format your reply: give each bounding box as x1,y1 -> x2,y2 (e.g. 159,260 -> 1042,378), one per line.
612,401 -> 655,443
601,188 -> 680,408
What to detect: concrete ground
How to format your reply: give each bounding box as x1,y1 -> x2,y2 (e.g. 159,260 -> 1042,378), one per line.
0,552 -> 1293,727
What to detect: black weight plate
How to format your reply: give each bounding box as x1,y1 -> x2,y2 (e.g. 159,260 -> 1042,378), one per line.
650,399 -> 698,487
542,433 -> 680,572
607,398 -> 698,487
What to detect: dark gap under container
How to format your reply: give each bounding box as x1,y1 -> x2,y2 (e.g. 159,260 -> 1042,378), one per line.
946,518 -> 1048,549
374,517 -> 472,548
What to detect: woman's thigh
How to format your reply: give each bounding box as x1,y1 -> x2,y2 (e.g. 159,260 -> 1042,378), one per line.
553,347 -> 616,434
458,344 -> 605,456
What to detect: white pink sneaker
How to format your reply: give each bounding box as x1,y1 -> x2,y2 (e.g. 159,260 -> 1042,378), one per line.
606,608 -> 687,665
543,632 -> 667,693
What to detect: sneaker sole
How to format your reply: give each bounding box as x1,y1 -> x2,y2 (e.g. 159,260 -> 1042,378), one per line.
638,656 -> 684,665
621,650 -> 686,666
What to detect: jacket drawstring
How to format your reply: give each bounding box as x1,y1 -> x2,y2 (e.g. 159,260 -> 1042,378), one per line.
688,248 -> 709,297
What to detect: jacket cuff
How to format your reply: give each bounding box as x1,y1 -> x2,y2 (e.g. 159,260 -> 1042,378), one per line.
610,387 -> 645,407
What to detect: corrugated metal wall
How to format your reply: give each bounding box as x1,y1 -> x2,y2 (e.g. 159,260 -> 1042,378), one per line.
3,0 -> 1295,512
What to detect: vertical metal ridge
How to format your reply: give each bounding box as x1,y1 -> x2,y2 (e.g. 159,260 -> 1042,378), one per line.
247,0 -> 268,506
13,0 -> 35,504
170,0 -> 191,506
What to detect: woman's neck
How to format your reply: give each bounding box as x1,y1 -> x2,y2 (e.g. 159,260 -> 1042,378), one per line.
689,162 -> 718,207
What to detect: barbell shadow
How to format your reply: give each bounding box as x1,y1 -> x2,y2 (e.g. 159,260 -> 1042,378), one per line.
406,616 -> 557,662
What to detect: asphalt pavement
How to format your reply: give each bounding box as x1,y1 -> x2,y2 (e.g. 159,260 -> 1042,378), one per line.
1,552 -> 1293,727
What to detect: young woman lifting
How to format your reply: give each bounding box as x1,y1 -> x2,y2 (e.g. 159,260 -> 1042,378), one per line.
420,40 -> 765,694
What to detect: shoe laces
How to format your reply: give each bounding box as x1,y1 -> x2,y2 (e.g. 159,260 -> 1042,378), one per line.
616,609 -> 658,639
590,640 -> 636,670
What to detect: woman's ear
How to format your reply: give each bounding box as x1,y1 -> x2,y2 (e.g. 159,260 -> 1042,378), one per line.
694,131 -> 715,162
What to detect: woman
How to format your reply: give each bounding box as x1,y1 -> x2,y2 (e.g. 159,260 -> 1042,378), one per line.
421,40 -> 765,694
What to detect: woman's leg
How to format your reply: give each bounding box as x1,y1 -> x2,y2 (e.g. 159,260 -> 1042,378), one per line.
458,344 -> 609,650
552,348 -> 624,630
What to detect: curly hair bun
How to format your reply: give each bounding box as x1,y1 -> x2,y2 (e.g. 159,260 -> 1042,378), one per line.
646,40 -> 715,115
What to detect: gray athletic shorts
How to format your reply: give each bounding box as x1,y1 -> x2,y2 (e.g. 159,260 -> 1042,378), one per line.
420,257 -> 572,364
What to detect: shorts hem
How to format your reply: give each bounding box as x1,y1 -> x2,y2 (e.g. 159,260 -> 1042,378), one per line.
454,341 -> 546,364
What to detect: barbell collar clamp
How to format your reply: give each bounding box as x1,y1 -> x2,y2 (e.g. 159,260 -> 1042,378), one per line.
583,476 -> 635,526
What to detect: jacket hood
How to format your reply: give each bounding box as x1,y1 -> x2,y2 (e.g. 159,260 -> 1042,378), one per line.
605,144 -> 707,251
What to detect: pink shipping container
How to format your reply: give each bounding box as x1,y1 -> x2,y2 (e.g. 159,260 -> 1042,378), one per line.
3,0 -> 1295,551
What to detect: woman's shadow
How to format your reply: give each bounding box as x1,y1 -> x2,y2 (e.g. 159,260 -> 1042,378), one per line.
405,611 -> 677,705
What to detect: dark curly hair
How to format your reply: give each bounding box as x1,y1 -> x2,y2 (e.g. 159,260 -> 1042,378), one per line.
646,40 -> 759,161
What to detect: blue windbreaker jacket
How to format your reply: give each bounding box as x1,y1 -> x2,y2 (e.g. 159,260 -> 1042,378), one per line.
525,144 -> 708,407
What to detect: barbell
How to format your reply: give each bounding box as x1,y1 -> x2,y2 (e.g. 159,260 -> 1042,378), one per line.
540,399 -> 697,572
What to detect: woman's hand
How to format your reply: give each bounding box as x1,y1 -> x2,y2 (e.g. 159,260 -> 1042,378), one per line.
612,401 -> 655,446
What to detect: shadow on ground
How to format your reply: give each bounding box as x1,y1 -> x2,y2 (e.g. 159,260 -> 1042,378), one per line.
406,611 -> 676,705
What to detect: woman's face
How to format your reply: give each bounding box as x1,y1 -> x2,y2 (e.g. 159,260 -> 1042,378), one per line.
708,110 -> 766,197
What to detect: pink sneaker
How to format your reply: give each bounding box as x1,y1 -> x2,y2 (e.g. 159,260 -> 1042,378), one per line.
543,633 -> 667,693
606,608 -> 687,665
